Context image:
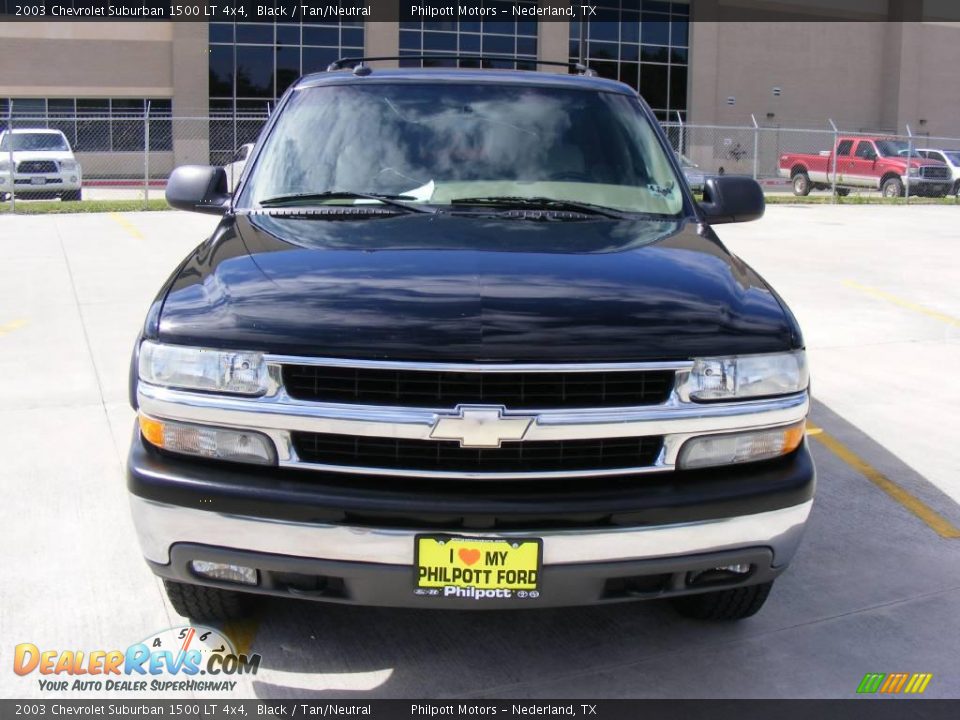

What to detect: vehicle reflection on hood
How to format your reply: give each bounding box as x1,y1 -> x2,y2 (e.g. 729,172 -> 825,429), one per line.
157,214 -> 798,362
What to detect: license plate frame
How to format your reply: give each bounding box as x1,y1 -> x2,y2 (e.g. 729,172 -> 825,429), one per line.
30,177 -> 47,185
414,535 -> 542,599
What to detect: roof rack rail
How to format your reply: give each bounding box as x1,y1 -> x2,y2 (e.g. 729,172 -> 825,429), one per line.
325,55 -> 598,77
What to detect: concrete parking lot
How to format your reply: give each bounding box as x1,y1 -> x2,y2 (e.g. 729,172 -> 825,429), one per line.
1,205 -> 958,699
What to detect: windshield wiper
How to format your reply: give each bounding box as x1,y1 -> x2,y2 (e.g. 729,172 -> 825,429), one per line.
449,196 -> 629,219
259,191 -> 436,214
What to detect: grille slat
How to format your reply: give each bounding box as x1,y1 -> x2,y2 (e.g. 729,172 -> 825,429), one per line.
282,366 -> 675,409
292,432 -> 664,474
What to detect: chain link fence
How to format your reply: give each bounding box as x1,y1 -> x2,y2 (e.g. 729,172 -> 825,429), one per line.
662,119 -> 960,201
2,111 -> 959,209
1,112 -> 270,207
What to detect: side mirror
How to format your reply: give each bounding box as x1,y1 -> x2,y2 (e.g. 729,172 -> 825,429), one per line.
165,165 -> 231,215
699,175 -> 765,224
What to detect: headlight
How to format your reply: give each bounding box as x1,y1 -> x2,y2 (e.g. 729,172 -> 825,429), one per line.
0,160 -> 11,173
138,341 -> 268,395
139,413 -> 276,465
678,421 -> 806,469
59,160 -> 78,172
907,166 -> 920,177
683,350 -> 808,402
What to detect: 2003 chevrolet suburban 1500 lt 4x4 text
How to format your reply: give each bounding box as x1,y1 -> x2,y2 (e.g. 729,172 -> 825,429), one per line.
128,62 -> 814,623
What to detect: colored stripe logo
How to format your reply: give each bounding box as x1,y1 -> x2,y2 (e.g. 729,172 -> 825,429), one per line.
857,673 -> 933,694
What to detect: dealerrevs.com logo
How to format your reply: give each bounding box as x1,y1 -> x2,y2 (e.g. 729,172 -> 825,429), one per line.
13,626 -> 261,693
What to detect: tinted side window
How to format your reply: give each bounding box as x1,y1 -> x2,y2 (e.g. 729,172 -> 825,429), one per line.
836,140 -> 853,156
855,141 -> 876,159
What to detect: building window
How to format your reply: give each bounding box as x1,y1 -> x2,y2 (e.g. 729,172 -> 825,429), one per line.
208,21 -> 364,164
570,1 -> 690,121
399,4 -> 538,69
0,98 -> 173,151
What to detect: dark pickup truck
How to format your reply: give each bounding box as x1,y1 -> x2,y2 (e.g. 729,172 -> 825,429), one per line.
128,61 -> 814,623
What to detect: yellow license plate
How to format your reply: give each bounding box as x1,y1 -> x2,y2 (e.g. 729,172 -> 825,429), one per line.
415,536 -> 541,599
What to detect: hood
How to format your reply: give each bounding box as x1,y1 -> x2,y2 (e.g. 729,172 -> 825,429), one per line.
898,157 -> 945,170
9,150 -> 75,163
156,212 -> 800,363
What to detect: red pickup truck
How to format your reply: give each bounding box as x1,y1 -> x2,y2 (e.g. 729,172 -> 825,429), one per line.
779,136 -> 953,198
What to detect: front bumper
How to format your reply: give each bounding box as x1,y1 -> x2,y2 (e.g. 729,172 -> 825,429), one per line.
149,542 -> 794,609
902,175 -> 952,191
128,432 -> 815,608
1,173 -> 81,192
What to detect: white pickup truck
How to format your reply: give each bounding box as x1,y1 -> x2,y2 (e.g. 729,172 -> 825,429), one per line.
916,148 -> 960,196
0,128 -> 83,201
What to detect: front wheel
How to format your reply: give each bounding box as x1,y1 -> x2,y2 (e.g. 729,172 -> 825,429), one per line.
670,581 -> 774,621
163,579 -> 259,622
792,173 -> 811,196
881,177 -> 904,198
62,189 -> 82,202
835,188 -> 850,197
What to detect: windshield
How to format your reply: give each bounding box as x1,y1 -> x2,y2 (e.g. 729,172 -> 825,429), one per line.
0,132 -> 70,152
241,82 -> 684,216
876,140 -> 919,158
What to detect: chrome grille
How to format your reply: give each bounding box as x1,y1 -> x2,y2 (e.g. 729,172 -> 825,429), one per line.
137,355 -> 811,480
17,160 -> 58,174
920,165 -> 950,179
281,364 -> 675,409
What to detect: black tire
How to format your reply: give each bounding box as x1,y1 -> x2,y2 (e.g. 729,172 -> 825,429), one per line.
835,188 -> 850,197
670,581 -> 773,621
62,189 -> 82,202
163,579 -> 259,622
791,172 -> 811,197
881,177 -> 904,198
953,180 -> 960,197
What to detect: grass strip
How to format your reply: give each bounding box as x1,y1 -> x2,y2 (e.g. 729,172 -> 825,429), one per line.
0,199 -> 172,214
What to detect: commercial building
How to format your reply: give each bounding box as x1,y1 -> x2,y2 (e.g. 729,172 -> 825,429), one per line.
2,0 -> 959,176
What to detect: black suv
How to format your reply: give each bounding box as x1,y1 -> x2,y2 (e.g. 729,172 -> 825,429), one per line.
129,62 -> 814,622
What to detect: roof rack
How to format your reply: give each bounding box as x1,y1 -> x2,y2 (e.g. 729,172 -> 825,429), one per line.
325,55 -> 598,77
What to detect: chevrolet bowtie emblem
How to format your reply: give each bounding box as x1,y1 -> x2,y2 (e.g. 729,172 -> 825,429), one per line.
430,406 -> 534,448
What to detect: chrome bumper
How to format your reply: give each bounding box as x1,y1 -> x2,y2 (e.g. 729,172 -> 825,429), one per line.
1,174 -> 81,190
903,175 -> 951,185
131,495 -> 813,569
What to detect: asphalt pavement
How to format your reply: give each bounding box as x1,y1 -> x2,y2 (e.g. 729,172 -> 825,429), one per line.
0,205 -> 957,699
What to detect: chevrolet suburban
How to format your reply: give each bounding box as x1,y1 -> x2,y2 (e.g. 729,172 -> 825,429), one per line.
128,61 -> 814,623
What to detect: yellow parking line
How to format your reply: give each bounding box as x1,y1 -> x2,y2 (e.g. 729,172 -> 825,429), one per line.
0,318 -> 27,337
808,423 -> 960,539
109,212 -> 144,240
223,618 -> 260,657
844,280 -> 960,327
